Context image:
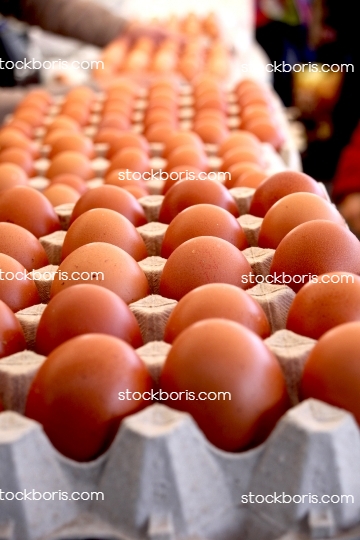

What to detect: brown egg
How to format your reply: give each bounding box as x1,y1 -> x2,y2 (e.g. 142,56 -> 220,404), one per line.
238,88 -> 269,108
108,78 -> 139,97
194,92 -> 226,112
0,148 -> 34,176
14,107 -> 44,128
43,129 -> 75,146
161,319 -> 288,451
236,79 -> 262,97
245,117 -> 284,150
194,109 -> 225,123
104,169 -> 148,191
148,87 -> 178,101
0,253 -> 41,312
0,299 -> 26,358
287,272 -> 360,340
177,57 -> 200,81
49,133 -> 94,159
51,242 -> 149,304
143,109 -> 176,129
62,208 -> 148,261
70,185 -> 147,227
46,116 -> 80,133
162,166 -> 202,194
165,145 -> 208,173
258,193 -> 345,249
161,204 -> 248,257
145,123 -> 176,143
105,133 -> 150,159
300,322 -> 360,425
102,100 -> 130,117
122,185 -> 149,199
192,75 -> 219,96
46,151 -> 93,180
233,170 -> 268,189
163,131 -> 204,158
159,179 -> 239,224
60,103 -> 90,126
104,86 -> 132,104
93,128 -> 124,150
99,113 -> 130,131
193,118 -> 229,144
218,130 -> 260,157
225,162 -> 264,188
0,186 -> 60,238
105,91 -> 134,108
105,83 -> 134,102
249,171 -> 328,217
240,104 -> 270,123
221,146 -> 263,172
18,95 -> 49,114
36,284 -> 143,355
26,333 -> 152,462
147,96 -> 177,112
149,76 -> 179,93
164,283 -> 270,343
107,148 -> 150,175
0,223 -> 48,270
159,236 -> 253,300
50,173 -> 88,194
0,128 -> 38,157
43,184 -> 80,206
5,119 -> 34,138
67,87 -> 96,103
270,220 -> 360,292
26,89 -> 52,105
0,163 -> 28,193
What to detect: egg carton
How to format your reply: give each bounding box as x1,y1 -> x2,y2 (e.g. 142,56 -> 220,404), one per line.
2,396 -> 360,540
2,173 -> 357,539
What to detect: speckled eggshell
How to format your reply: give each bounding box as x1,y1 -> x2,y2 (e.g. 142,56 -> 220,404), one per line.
258,192 -> 345,249
270,220 -> 360,292
62,208 -> 148,261
159,179 -> 239,224
164,282 -> 270,343
161,204 -> 248,257
250,171 -> 327,218
70,185 -> 147,227
287,272 -> 360,340
0,253 -> 40,312
159,236 -> 253,300
51,242 -> 149,304
0,222 -> 48,270
0,186 -> 60,238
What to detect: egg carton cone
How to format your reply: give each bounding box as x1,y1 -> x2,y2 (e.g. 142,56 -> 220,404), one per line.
1,399 -> 360,540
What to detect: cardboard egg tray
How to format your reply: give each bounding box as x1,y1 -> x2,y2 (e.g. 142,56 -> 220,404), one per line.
0,83 -> 347,538
2,169 -> 360,540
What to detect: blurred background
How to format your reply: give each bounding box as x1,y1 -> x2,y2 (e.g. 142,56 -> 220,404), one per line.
1,0 -> 359,231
